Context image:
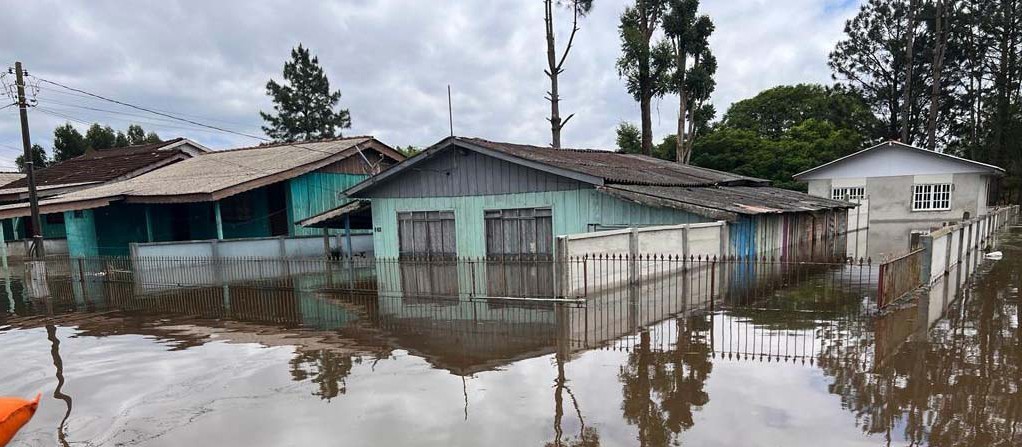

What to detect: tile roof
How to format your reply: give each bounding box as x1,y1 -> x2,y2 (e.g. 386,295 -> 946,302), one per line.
2,138 -> 195,189
461,137 -> 768,187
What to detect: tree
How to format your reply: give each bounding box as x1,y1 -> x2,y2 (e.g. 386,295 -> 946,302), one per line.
261,44 -> 352,143
395,145 -> 421,158
690,84 -> 871,190
84,124 -> 118,151
829,0 -> 932,143
544,0 -> 594,148
51,123 -> 87,162
722,84 -> 879,139
114,131 -> 129,148
616,121 -> 677,160
661,0 -> 716,164
617,0 -> 669,155
615,122 -> 642,155
126,125 -> 146,145
144,131 -> 162,144
15,144 -> 48,173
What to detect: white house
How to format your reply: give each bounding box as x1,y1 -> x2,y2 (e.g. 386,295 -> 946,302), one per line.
794,141 -> 1004,258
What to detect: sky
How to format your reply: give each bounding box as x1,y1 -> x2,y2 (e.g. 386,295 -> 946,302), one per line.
0,0 -> 862,170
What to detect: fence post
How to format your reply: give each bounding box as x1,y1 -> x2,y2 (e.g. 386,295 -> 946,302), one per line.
628,228 -> 639,330
919,234 -> 934,285
719,222 -> 729,257
555,236 -> 568,298
681,225 -> 690,260
944,231 -> 953,277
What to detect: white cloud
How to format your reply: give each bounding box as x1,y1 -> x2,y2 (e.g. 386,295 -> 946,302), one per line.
0,0 -> 862,169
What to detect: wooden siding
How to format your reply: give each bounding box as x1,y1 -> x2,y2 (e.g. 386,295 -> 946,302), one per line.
370,188 -> 709,257
288,172 -> 367,236
64,209 -> 99,257
365,149 -> 584,198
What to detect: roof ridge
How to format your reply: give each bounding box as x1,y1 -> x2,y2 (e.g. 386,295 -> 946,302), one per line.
212,136 -> 373,154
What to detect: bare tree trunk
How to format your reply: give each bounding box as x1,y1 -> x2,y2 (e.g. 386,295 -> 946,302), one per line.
926,0 -> 948,151
639,0 -> 656,156
900,0 -> 918,144
675,42 -> 688,164
545,0 -> 581,149
684,102 -> 698,164
545,0 -> 562,148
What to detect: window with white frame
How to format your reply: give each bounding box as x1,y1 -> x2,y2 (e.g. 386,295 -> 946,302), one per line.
912,183 -> 952,211
831,186 -> 865,201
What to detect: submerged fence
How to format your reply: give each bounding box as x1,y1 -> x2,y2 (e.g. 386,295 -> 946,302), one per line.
920,205 -> 1019,285
877,249 -> 924,308
36,252 -> 877,309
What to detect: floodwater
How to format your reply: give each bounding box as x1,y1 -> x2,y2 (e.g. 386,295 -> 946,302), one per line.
1,230 -> 1019,446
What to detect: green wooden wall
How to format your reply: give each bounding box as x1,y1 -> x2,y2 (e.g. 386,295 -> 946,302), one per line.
369,188 -> 708,258
64,209 -> 99,257
288,172 -> 367,236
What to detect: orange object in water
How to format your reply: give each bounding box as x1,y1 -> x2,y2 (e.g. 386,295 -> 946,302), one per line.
0,394 -> 40,446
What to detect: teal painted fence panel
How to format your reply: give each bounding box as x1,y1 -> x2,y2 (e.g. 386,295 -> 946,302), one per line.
64,209 -> 99,257
288,172 -> 367,236
370,188 -> 708,258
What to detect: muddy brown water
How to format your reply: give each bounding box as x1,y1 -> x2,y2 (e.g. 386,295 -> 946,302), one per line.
1,229 -> 1019,446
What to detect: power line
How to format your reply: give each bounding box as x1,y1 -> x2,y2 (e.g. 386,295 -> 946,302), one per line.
33,76 -> 268,142
34,86 -> 266,130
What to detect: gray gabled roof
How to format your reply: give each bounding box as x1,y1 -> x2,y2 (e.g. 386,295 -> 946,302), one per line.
793,141 -> 1005,179
347,136 -> 768,197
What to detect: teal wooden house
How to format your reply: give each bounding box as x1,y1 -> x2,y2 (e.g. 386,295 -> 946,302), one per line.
0,137 -> 404,257
345,137 -> 854,260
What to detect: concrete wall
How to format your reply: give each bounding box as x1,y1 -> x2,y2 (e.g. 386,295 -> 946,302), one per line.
557,222 -> 726,295
131,234 -> 373,259
808,173 -> 991,224
919,205 -> 1017,285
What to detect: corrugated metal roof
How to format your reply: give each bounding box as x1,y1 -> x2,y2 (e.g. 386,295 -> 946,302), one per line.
461,138 -> 768,187
0,172 -> 25,187
59,137 -> 372,199
605,184 -> 856,218
297,199 -> 370,228
0,137 -> 395,218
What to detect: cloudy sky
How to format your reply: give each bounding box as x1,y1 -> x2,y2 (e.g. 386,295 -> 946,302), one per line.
0,0 -> 860,170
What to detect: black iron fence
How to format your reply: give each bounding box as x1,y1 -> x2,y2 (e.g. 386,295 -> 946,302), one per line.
29,254 -> 878,309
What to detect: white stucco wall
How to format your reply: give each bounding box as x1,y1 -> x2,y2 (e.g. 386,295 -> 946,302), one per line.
798,144 -> 1000,223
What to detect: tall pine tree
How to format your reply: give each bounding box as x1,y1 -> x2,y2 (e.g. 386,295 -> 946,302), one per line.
261,45 -> 352,143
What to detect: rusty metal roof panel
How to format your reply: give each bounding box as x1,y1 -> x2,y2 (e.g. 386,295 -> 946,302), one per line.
607,184 -> 855,216
461,138 -> 769,187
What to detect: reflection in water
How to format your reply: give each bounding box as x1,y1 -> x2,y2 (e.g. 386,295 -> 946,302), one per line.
288,349 -> 360,401
619,318 -> 712,447
0,226 -> 1018,446
46,324 -> 72,447
822,243 -> 1022,446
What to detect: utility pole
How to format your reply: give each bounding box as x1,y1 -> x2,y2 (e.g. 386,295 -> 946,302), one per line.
13,61 -> 44,258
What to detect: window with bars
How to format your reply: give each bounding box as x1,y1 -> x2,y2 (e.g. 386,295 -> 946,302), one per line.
397,210 -> 457,258
912,183 -> 952,211
831,186 -> 865,201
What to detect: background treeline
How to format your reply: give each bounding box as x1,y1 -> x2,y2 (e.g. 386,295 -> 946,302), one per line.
615,0 -> 1022,198
16,123 -> 161,172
